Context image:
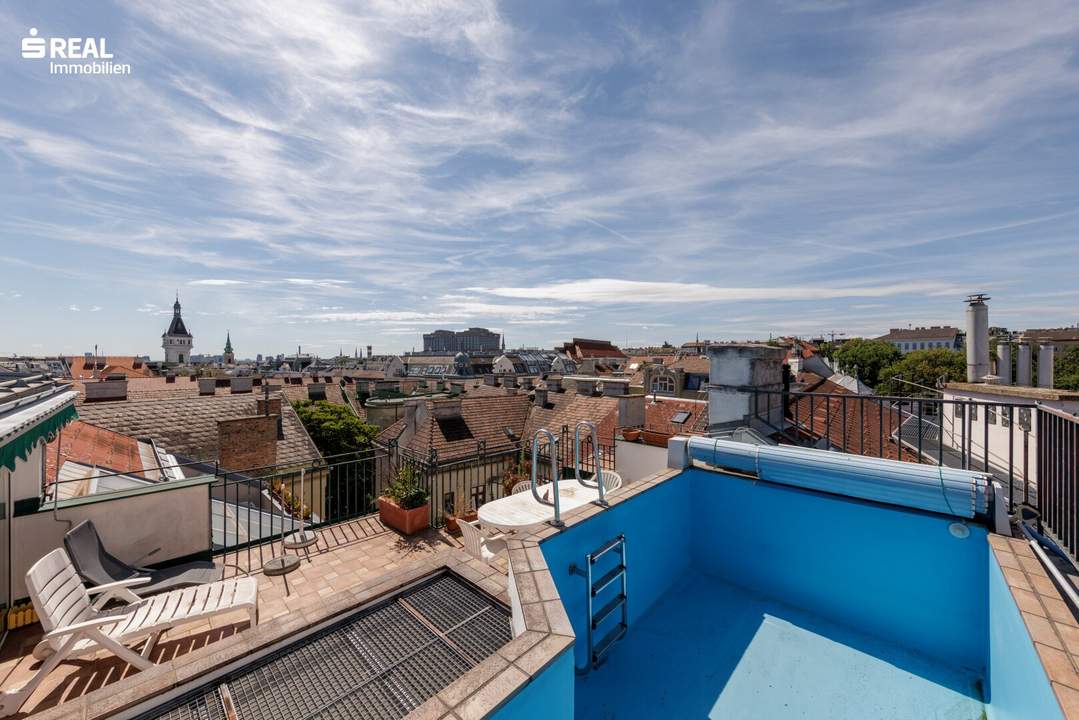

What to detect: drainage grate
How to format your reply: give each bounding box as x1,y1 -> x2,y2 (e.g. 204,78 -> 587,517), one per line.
136,572 -> 511,720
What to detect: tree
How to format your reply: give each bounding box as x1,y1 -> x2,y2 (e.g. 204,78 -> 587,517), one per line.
817,342 -> 836,361
292,400 -> 379,457
1056,347 -> 1079,391
831,338 -> 902,388
875,348 -> 967,396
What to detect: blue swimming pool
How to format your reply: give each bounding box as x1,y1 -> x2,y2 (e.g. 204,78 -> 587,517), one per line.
534,466 -> 1061,720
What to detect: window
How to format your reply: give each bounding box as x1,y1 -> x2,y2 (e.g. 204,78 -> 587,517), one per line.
670,411 -> 691,425
650,372 -> 675,395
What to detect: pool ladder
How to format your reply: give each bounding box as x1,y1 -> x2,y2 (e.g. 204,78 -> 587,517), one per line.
570,534 -> 627,674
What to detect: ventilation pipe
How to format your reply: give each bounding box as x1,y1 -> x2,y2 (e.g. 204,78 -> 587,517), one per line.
1017,339 -> 1032,387
996,343 -> 1012,385
965,293 -> 990,382
1038,343 -> 1055,389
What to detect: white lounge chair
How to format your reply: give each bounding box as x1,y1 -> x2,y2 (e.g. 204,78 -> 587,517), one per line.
510,480 -> 534,495
459,520 -> 508,564
0,548 -> 258,718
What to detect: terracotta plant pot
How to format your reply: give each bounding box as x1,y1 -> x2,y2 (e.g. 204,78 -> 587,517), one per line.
445,510 -> 479,534
621,428 -> 642,442
378,497 -> 430,535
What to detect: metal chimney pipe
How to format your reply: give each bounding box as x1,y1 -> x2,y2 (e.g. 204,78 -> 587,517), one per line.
965,294 -> 991,382
1038,343 -> 1055,388
996,343 -> 1012,385
1016,339 -> 1032,387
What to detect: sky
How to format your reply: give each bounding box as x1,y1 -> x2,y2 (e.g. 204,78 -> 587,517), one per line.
1,0 -> 1078,359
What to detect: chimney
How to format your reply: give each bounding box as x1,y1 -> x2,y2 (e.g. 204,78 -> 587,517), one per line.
84,376 -> 128,402
577,378 -> 597,396
431,398 -> 462,419
788,354 -> 802,375
198,378 -> 216,396
706,344 -> 786,432
217,415 -> 277,472
308,382 -> 326,401
617,394 -> 645,427
505,386 -> 518,396
504,376 -> 518,389
534,388 -> 549,407
484,374 -> 497,386
165,374 -> 176,384
404,398 -> 423,431
230,377 -> 253,394
1017,339 -> 1032,387
1038,343 -> 1055,388
450,381 -> 464,395
996,344 -> 1012,385
433,379 -> 444,392
519,377 -> 534,390
366,345 -> 373,359
256,396 -> 282,416
189,374 -> 198,382
602,378 -> 630,397
547,377 -> 563,393
965,293 -> 991,382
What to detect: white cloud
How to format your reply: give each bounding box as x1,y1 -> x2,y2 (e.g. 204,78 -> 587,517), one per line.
68,304 -> 80,312
467,279 -> 964,304
189,279 -> 249,286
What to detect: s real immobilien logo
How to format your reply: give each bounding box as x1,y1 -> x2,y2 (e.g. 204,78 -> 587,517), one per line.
21,28 -> 131,75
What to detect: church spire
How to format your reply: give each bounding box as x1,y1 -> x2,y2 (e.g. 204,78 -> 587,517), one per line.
224,330 -> 233,354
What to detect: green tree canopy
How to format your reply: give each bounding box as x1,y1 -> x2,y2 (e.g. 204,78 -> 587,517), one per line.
831,338 -> 902,388
1056,347 -> 1079,391
875,348 -> 967,396
292,400 -> 379,457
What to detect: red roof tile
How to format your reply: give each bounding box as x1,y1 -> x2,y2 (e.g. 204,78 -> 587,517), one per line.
44,421 -> 147,483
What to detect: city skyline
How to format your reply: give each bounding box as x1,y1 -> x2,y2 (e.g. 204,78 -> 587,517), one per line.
3,1 -> 1079,355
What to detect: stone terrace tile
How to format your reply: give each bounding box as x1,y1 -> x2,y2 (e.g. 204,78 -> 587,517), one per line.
0,516 -> 475,718
990,532 -> 1079,719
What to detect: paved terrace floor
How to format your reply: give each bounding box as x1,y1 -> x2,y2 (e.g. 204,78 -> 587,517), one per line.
0,515 -> 503,718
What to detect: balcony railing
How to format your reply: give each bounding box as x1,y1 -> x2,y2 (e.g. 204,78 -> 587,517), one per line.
743,387 -> 1079,560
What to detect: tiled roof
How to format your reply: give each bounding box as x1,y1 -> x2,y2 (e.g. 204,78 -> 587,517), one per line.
67,356 -> 154,378
277,381 -> 348,408
643,398 -> 709,438
788,376 -> 917,463
44,420 -> 147,483
75,393 -> 320,467
524,391 -> 619,446
875,326 -> 959,342
670,355 -> 710,375
1024,328 -> 1079,343
381,395 -> 531,461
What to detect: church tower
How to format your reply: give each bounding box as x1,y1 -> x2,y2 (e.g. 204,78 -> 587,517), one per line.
162,294 -> 193,364
223,331 -> 235,365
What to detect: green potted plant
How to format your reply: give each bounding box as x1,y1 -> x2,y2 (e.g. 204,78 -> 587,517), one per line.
444,494 -> 478,534
378,466 -> 430,535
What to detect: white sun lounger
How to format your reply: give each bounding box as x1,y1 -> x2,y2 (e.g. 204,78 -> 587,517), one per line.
0,548 -> 258,718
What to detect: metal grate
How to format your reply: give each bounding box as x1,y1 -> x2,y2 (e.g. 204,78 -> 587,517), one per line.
134,572 -> 511,720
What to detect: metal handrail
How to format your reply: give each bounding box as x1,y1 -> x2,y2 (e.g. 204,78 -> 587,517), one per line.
531,428 -> 563,527
574,421 -> 607,507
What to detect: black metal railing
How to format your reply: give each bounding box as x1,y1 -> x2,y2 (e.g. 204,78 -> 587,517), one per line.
1037,406 -> 1079,559
386,424 -> 616,527
744,388 -> 1037,513
211,449 -> 389,561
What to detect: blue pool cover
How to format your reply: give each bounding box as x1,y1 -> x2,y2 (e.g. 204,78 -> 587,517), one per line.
686,437 -> 990,519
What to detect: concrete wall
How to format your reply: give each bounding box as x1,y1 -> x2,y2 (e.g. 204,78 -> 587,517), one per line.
614,439 -> 667,483
9,477 -> 214,600
706,344 -> 785,432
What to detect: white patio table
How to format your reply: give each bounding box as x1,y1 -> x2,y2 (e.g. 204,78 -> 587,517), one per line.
478,482 -> 601,533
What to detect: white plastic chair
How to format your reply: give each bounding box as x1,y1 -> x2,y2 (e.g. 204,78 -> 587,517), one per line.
600,470 -> 623,494
458,520 -> 508,564
0,548 -> 259,718
511,480 -> 534,495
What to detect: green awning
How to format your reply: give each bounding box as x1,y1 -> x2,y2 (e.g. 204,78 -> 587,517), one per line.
0,403 -> 78,473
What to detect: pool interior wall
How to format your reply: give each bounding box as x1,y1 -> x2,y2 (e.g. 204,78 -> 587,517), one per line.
538,467 -> 1061,719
